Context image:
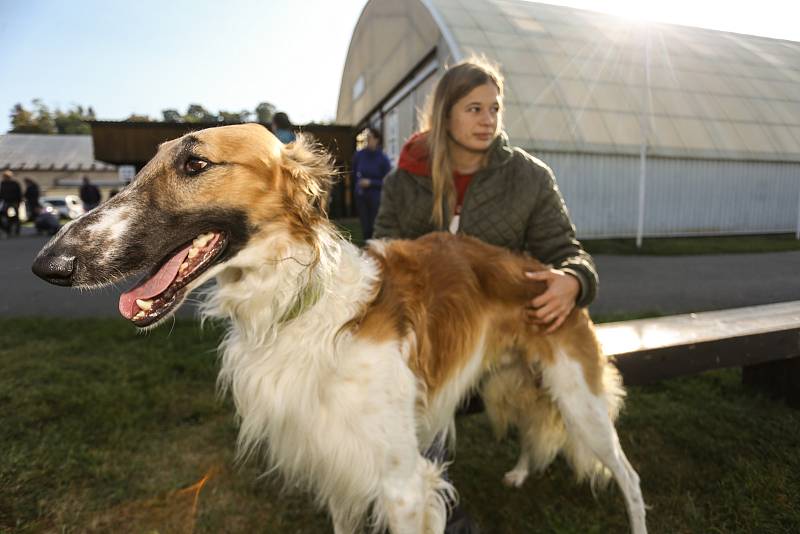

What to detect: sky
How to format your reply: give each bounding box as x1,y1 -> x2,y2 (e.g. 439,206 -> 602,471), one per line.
1,0 -> 798,134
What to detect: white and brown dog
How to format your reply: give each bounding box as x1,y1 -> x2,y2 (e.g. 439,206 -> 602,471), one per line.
33,124 -> 646,534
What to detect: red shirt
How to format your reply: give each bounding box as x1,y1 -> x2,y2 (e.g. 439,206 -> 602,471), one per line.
453,171 -> 473,215
397,132 -> 473,215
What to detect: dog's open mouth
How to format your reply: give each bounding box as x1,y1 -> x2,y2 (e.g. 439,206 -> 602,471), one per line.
119,231 -> 226,326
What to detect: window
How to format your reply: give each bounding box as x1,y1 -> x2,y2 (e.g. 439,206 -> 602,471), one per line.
352,75 -> 365,102
384,108 -> 400,165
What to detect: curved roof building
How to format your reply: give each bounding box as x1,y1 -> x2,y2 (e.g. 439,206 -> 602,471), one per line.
337,0 -> 800,238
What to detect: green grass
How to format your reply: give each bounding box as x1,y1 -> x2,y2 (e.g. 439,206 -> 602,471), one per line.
332,217 -> 800,256
2,318 -> 799,533
333,217 -> 364,247
582,234 -> 800,255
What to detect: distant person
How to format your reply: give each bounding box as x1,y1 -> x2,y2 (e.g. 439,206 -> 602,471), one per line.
79,176 -> 101,211
352,127 -> 391,241
0,170 -> 22,237
271,112 -> 296,144
32,204 -> 61,236
23,177 -> 40,222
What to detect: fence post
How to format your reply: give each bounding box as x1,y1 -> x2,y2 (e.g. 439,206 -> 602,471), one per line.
796,180 -> 800,240
636,25 -> 652,249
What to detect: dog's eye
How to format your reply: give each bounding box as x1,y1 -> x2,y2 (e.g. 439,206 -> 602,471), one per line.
184,158 -> 208,174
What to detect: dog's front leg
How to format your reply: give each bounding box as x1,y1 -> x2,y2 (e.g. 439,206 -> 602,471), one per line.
381,454 -> 448,534
330,504 -> 352,534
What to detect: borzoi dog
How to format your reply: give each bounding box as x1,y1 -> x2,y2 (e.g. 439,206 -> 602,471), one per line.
32,124 -> 646,534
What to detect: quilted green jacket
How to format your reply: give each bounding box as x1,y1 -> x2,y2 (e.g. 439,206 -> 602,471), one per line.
372,133 -> 598,307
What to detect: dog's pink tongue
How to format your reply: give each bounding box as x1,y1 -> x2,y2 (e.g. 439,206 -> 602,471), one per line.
118,244 -> 192,319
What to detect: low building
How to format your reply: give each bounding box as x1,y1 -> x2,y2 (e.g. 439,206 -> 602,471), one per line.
0,133 -> 121,198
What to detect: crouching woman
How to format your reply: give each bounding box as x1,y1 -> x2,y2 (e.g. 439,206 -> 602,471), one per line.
372,57 -> 598,533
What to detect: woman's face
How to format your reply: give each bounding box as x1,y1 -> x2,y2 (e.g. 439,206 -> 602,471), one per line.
447,82 -> 501,152
367,131 -> 379,150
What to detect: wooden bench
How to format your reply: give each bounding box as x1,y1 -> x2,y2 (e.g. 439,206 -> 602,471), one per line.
595,301 -> 800,406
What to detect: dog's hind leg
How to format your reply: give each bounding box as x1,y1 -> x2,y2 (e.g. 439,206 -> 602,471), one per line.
543,351 -> 647,534
483,364 -> 566,488
502,447 -> 530,488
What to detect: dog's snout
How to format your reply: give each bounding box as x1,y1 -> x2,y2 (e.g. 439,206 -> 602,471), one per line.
32,251 -> 77,286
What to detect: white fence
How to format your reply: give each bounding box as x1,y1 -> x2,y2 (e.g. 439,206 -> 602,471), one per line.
536,151 -> 800,239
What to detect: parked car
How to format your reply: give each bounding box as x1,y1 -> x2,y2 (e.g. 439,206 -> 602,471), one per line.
40,195 -> 85,220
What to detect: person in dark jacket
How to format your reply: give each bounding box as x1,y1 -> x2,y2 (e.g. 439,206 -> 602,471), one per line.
1,170 -> 22,237
32,204 -> 61,236
79,176 -> 101,211
271,112 -> 296,145
23,177 -> 40,222
373,57 -> 598,534
352,127 -> 391,240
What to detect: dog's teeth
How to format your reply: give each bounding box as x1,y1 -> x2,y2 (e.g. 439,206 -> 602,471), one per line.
134,310 -> 146,320
179,261 -> 189,272
136,298 -> 153,311
193,232 -> 214,248
188,247 -> 199,259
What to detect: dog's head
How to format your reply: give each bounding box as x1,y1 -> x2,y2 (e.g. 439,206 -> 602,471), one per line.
32,123 -> 334,327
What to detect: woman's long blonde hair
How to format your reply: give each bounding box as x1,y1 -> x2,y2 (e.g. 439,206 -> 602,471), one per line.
419,57 -> 504,227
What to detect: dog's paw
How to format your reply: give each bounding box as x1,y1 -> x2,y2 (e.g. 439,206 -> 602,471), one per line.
502,468 -> 529,488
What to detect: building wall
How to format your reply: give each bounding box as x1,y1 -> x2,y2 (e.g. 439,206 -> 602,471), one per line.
365,67 -> 800,239
536,151 -> 800,238
336,0 -> 442,127
374,74 -> 800,239
383,71 -> 439,164
340,0 -> 800,239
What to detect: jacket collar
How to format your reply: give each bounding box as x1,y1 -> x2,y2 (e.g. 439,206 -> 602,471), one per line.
398,131 -> 514,190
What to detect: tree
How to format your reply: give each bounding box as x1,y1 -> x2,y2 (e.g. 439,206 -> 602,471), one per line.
32,100 -> 56,134
8,100 -> 285,133
218,110 -> 252,123
125,114 -> 152,122
54,105 -> 96,134
184,104 -> 217,123
9,100 -> 56,134
9,103 -> 38,133
9,101 -> 98,134
255,102 -> 275,124
162,108 -> 183,122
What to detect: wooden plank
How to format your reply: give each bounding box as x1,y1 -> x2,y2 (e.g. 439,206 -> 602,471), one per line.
611,328 -> 800,386
595,301 -> 800,386
596,301 -> 800,356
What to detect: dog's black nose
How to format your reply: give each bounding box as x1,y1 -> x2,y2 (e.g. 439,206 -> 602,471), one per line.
32,252 -> 77,286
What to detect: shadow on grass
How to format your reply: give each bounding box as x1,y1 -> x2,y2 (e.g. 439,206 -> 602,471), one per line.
583,234 -> 800,256
2,318 -> 798,533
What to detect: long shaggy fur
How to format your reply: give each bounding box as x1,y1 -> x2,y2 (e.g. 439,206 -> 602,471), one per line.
34,124 -> 646,534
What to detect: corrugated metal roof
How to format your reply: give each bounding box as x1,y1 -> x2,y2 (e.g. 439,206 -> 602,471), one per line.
339,0 -> 800,161
0,134 -> 116,171
336,0 -> 443,130
431,0 -> 800,160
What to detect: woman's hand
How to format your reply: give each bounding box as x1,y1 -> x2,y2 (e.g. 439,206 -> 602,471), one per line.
358,178 -> 371,189
524,269 -> 580,333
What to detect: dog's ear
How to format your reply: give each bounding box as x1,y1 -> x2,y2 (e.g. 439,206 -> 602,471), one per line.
279,134 -> 337,215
